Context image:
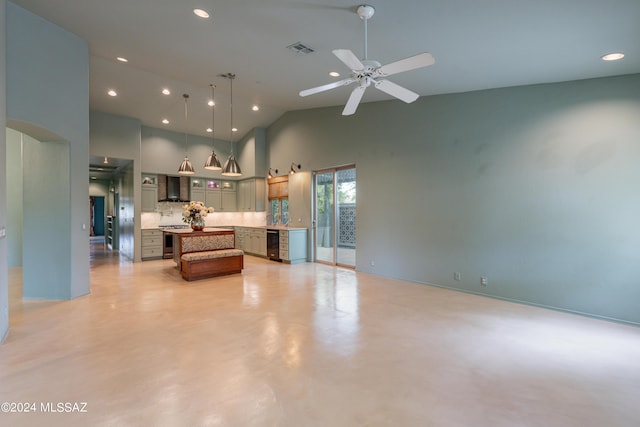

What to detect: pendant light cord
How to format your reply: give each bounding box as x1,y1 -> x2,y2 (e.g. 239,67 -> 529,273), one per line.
228,73 -> 235,156
183,94 -> 189,155
210,84 -> 215,148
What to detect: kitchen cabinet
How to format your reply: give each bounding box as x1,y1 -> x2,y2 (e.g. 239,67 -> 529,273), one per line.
141,229 -> 163,260
234,226 -> 266,256
249,228 -> 267,256
220,181 -> 237,211
141,174 -> 158,212
237,178 -> 265,212
190,178 -> 205,203
204,180 -> 221,211
279,229 -> 308,264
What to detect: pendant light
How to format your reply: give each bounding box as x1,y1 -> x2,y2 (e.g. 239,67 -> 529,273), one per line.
221,73 -> 242,177
204,84 -> 222,170
178,94 -> 195,175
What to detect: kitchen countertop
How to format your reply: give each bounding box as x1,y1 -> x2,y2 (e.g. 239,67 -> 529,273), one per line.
162,227 -> 234,234
142,225 -> 307,231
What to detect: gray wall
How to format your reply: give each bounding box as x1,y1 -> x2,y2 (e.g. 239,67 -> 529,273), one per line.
6,129 -> 23,267
267,73 -> 640,325
1,0 -> 8,342
6,2 -> 90,299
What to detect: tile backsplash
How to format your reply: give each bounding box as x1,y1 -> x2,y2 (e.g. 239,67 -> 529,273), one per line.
141,202 -> 266,229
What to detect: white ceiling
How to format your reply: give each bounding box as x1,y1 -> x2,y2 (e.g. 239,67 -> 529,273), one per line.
11,0 -> 640,140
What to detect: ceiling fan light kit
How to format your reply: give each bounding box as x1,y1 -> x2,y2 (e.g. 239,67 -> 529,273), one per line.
299,4 -> 434,116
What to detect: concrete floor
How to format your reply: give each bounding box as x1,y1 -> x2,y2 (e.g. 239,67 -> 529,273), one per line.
1,244 -> 639,426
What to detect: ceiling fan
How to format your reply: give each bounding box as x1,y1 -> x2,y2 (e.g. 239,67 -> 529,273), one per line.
299,4 -> 435,116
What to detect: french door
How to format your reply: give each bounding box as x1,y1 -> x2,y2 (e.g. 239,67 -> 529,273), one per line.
314,165 -> 356,267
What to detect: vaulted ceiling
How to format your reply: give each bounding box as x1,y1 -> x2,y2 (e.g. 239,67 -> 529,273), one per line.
11,0 -> 640,140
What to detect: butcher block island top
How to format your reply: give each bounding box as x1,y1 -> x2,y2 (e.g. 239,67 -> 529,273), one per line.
165,228 -> 237,266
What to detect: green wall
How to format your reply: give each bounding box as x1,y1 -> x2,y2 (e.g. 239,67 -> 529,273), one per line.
1,0 -> 8,341
6,2 -> 89,300
5,128 -> 22,268
267,73 -> 640,325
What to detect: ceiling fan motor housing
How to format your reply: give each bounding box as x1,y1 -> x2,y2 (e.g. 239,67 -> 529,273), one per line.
357,5 -> 375,20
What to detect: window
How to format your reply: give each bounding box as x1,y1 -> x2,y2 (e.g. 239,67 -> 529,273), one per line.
268,176 -> 289,225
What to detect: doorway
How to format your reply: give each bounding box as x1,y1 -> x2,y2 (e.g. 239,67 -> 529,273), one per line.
314,165 -> 356,268
90,196 -> 105,236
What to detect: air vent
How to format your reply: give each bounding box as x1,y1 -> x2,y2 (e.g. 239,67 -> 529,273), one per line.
286,42 -> 315,55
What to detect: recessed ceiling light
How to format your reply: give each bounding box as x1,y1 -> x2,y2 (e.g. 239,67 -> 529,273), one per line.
162,88 -> 171,95
162,119 -> 169,124
208,100 -> 215,106
601,52 -> 625,61
116,57 -> 128,63
206,128 -> 212,133
193,8 -> 210,18
107,90 -> 117,97
252,105 -> 259,111
232,127 -> 238,132
329,71 -> 340,77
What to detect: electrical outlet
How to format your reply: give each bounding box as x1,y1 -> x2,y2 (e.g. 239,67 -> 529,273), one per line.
370,260 -> 375,266
481,277 -> 488,286
454,272 -> 461,281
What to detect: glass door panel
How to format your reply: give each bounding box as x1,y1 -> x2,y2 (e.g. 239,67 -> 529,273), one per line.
315,171 -> 334,264
314,166 -> 356,267
336,168 -> 356,267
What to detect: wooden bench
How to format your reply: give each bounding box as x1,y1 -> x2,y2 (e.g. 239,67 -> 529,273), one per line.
181,249 -> 244,281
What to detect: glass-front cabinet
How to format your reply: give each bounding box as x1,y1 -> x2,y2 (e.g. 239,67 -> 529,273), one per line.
141,174 -> 158,212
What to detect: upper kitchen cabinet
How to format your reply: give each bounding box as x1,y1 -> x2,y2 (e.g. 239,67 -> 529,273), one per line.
236,128 -> 267,178
238,178 -> 266,212
190,178 -> 205,203
141,174 -> 158,212
220,181 -> 237,212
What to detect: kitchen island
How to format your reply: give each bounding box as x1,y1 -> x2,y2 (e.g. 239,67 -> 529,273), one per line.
163,227 -> 243,280
163,227 -> 236,266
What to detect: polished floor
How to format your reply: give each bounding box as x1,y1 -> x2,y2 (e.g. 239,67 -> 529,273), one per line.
1,244 -> 640,426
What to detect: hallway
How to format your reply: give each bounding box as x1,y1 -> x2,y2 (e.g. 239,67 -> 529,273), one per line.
1,244 -> 639,426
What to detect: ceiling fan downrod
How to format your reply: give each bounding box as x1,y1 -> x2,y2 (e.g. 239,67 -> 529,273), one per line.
357,4 -> 375,61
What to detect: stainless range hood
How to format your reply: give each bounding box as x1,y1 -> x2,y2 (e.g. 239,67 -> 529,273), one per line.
158,174 -> 190,202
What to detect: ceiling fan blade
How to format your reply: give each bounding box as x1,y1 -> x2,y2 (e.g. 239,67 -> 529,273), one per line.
299,78 -> 355,97
342,84 -> 366,115
374,79 -> 420,103
377,52 -> 435,77
333,49 -> 365,71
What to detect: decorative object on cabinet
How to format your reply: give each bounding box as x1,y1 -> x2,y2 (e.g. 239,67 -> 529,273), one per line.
290,162 -> 301,175
204,84 -> 222,170
178,94 -> 195,175
221,73 -> 242,177
182,201 -> 214,230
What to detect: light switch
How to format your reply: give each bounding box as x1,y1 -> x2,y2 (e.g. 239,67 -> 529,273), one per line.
0,227 -> 6,238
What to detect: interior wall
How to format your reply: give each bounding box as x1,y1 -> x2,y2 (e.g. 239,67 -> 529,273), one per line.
267,73 -> 640,325
90,111 -> 141,260
6,2 -> 89,299
22,137 -> 71,299
1,0 -> 8,342
5,128 -> 22,267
